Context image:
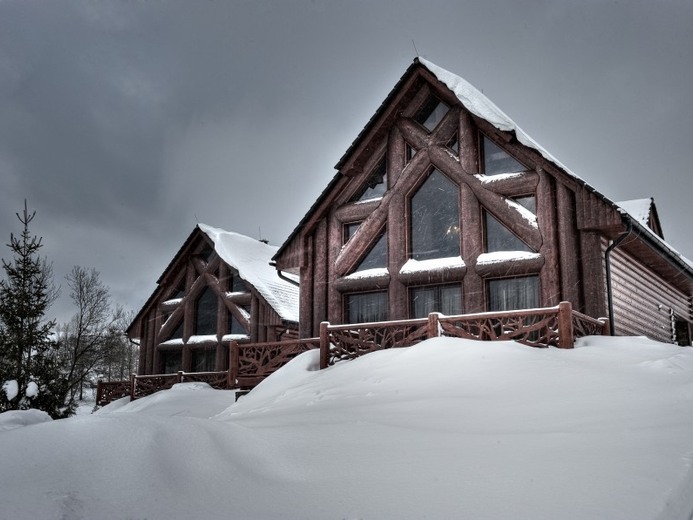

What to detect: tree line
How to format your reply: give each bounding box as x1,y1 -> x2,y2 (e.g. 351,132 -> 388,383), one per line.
0,202 -> 138,418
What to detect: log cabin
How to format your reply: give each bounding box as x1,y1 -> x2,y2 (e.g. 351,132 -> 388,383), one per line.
272,58 -> 693,346
127,224 -> 299,375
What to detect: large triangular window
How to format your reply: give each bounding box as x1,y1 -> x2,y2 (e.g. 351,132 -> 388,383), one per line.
415,96 -> 449,132
410,170 -> 460,260
194,287 -> 218,335
354,159 -> 387,202
354,231 -> 387,272
484,211 -> 532,253
482,136 -> 526,176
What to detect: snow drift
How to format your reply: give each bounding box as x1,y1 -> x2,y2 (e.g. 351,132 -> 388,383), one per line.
1,336 -> 693,519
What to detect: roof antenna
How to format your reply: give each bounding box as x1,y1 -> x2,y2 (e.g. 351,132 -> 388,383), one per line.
258,226 -> 268,244
411,40 -> 420,58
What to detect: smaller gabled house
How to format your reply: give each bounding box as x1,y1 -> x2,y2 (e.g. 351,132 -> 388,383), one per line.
127,225 -> 299,376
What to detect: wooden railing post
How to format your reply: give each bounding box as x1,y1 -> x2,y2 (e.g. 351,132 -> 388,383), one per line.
129,373 -> 136,401
229,340 -> 239,388
427,312 -> 442,339
96,380 -> 103,406
558,301 -> 574,348
319,321 -> 330,369
600,318 -> 611,336
176,371 -> 183,384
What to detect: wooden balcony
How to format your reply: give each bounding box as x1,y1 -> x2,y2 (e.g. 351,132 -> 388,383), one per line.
97,302 -> 608,405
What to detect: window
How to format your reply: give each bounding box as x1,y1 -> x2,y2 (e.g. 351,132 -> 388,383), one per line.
228,310 -> 246,335
343,222 -> 360,244
354,232 -> 387,272
487,276 -> 539,312
161,351 -> 182,374
230,274 -> 247,293
169,319 -> 184,340
415,96 -> 449,132
354,158 -> 387,201
484,211 -> 532,253
482,136 -> 526,176
674,317 -> 691,346
194,287 -> 218,335
345,292 -> 388,323
197,244 -> 215,263
410,284 -> 462,319
410,170 -> 460,260
447,133 -> 459,154
191,348 -> 216,372
405,143 -> 417,163
513,195 -> 536,214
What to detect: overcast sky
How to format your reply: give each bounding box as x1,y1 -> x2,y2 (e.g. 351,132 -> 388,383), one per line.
1,0 -> 692,324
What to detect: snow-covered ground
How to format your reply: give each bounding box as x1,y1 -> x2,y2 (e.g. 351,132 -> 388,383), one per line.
2,335 -> 693,519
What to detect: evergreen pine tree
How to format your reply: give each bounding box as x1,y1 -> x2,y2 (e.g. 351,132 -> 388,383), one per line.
0,201 -> 68,418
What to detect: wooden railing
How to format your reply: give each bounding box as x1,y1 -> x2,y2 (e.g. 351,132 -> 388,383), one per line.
230,338 -> 320,388
97,302 -> 607,404
320,301 -> 609,368
95,379 -> 132,407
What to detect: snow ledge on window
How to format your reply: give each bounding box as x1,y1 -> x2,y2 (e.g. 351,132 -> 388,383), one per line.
476,251 -> 541,265
400,256 -> 466,274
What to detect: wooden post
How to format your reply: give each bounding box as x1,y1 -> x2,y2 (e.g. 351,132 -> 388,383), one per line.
229,341 -> 239,388
319,321 -> 330,370
427,312 -> 442,339
129,373 -> 136,401
96,380 -> 103,406
600,318 -> 611,336
558,301 -> 574,349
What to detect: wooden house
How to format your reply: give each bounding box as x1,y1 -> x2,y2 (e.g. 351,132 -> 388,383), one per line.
127,224 -> 299,375
272,58 -> 693,346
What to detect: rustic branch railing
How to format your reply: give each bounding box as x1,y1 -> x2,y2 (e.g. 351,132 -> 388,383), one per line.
230,338 -> 320,388
320,301 -> 609,368
95,379 -> 132,407
97,302 -> 608,404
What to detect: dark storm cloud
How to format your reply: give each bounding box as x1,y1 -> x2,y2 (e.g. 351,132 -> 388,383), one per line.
0,0 -> 691,323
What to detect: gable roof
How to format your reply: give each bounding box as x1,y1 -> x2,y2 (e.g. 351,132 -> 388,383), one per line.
273,58 -> 693,285
198,224 -> 299,323
128,225 -> 299,337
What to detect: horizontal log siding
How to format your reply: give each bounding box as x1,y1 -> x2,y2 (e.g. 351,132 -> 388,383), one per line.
604,239 -> 691,342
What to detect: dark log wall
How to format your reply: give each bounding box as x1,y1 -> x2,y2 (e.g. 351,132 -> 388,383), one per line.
605,241 -> 692,342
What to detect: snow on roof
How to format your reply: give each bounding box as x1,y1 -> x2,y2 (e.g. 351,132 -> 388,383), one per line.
617,198 -> 652,227
198,224 -> 299,323
419,58 -> 581,182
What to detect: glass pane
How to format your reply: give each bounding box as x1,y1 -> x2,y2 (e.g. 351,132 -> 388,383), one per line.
170,319 -> 184,340
488,276 -> 539,312
230,274 -> 247,293
354,232 -> 387,272
415,96 -> 449,132
410,285 -> 462,318
356,159 -> 387,201
161,351 -> 182,374
513,195 -> 536,214
228,310 -> 246,335
191,349 -> 216,372
411,170 -> 460,260
440,285 -> 462,315
343,222 -> 360,243
448,134 -> 459,153
405,144 -> 417,163
485,211 -> 531,252
483,137 -> 525,175
346,292 -> 388,323
195,287 -> 218,335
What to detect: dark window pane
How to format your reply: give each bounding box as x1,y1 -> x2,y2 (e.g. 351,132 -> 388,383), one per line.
161,351 -> 182,374
195,287 -> 217,335
405,143 -> 417,163
415,96 -> 449,132
346,292 -> 388,323
448,134 -> 459,153
513,195 -> 536,214
355,232 -> 387,271
488,276 -> 539,312
344,222 -> 360,243
170,319 -> 184,340
191,348 -> 216,372
230,274 -> 247,293
410,284 -> 462,319
484,211 -> 532,252
355,159 -> 387,201
411,170 -> 460,260
198,244 -> 215,262
228,310 -> 246,335
483,137 -> 526,175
